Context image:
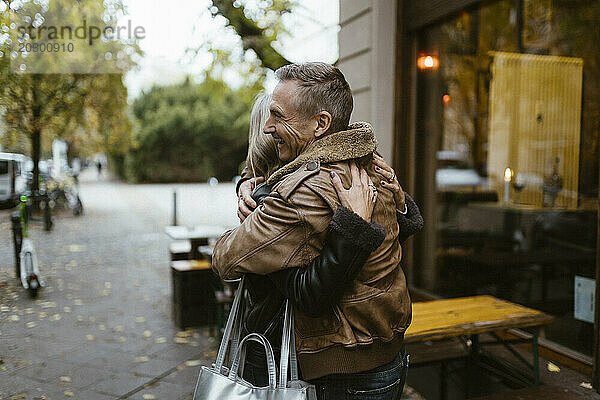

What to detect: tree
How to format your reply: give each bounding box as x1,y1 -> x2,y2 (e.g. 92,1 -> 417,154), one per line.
0,0 -> 140,190
209,0 -> 293,71
127,76 -> 253,183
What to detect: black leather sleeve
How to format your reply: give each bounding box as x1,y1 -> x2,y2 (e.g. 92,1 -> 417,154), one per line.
268,206 -> 385,317
397,193 -> 424,243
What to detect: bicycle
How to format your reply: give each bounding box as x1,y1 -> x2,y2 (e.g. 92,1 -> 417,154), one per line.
12,195 -> 45,298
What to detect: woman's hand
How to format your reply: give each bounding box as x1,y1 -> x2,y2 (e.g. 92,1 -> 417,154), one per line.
237,176 -> 265,222
330,161 -> 377,221
373,153 -> 405,212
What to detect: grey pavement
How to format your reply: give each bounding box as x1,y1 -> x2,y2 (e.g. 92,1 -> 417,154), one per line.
0,169 -> 235,399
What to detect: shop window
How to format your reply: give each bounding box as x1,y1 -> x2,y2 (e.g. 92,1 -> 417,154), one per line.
414,0 -> 599,356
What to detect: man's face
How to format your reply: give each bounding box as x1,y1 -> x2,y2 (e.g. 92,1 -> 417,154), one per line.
263,80 -> 316,162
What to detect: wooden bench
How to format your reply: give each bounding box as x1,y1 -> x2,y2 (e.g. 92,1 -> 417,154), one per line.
169,240 -> 191,261
170,260 -> 222,329
405,296 -> 554,399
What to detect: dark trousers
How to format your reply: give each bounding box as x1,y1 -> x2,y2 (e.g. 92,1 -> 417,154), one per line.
243,347 -> 409,400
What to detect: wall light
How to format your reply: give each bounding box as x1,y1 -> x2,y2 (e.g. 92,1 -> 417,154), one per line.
417,55 -> 439,70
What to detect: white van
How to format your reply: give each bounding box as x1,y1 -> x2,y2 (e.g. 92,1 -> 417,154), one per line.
0,152 -> 27,209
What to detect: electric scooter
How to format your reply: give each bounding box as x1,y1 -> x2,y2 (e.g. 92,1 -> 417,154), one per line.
18,195 -> 45,298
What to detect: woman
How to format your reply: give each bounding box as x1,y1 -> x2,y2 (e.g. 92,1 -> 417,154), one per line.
236,93 -> 423,395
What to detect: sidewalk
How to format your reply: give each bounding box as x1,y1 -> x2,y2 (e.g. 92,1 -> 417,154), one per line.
0,171 -> 221,399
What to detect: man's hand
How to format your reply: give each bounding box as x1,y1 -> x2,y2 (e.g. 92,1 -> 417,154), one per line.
330,162 -> 377,222
237,176 -> 265,223
373,153 -> 405,212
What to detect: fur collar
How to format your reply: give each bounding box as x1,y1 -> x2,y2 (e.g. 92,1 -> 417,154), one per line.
267,122 -> 377,185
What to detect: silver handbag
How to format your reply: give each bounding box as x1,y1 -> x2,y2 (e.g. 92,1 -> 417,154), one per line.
193,277 -> 317,400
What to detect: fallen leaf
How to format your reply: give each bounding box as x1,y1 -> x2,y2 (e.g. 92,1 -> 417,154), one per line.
68,244 -> 85,252
176,331 -> 192,338
174,337 -> 189,344
76,315 -> 84,321
142,394 -> 157,400
9,315 -> 20,322
64,390 -> 74,397
60,376 -> 72,383
38,312 -> 47,319
155,337 -> 167,344
73,299 -> 83,306
135,356 -> 150,363
203,350 -> 217,359
0,305 -> 10,312
26,322 -> 36,328
580,382 -> 593,389
118,336 -> 127,343
143,330 -> 152,338
135,316 -> 146,323
40,301 -> 57,309
86,334 -> 95,341
104,282 -> 112,289
89,316 -> 96,323
185,360 -> 202,367
51,314 -> 61,321
24,308 -> 34,314
114,325 -> 124,332
547,362 -> 560,372
98,324 -> 106,331
63,306 -> 72,313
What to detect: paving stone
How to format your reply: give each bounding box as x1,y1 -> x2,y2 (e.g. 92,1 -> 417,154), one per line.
162,362 -> 208,386
0,374 -> 58,399
87,373 -> 151,397
128,380 -> 191,400
14,359 -> 80,383
130,356 -> 181,378
67,388 -> 116,399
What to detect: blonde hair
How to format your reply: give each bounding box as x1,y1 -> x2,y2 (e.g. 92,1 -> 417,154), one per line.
246,92 -> 279,179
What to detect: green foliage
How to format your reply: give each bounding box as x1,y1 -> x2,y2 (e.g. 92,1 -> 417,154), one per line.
210,0 -> 293,71
126,76 -> 253,183
0,0 -> 140,189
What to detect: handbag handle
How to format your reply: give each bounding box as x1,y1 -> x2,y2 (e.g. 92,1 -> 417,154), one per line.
278,300 -> 299,388
214,276 -> 245,374
228,332 -> 278,389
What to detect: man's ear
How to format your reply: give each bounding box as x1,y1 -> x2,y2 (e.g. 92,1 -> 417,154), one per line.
314,111 -> 332,138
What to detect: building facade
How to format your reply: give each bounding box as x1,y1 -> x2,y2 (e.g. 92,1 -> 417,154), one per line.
338,0 -> 600,393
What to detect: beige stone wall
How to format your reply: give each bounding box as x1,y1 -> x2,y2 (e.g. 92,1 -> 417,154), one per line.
337,0 -> 397,162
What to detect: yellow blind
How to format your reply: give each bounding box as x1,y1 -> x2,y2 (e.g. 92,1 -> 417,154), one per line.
487,51 -> 583,209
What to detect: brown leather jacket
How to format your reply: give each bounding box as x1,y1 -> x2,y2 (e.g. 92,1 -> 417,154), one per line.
212,122 -> 412,379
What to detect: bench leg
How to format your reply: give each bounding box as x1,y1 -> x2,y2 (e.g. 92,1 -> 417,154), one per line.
440,361 -> 448,400
533,328 -> 540,385
468,335 -> 481,397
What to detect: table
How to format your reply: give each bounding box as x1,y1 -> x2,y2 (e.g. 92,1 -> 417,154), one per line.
405,295 -> 554,395
164,225 -> 227,259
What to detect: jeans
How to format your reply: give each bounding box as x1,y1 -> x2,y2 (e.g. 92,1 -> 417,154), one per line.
311,348 -> 409,400
243,347 -> 410,400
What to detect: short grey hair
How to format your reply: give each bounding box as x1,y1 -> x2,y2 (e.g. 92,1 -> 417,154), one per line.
275,62 -> 353,134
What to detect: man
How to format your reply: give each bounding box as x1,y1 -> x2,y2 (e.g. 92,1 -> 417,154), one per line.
212,62 -> 412,399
